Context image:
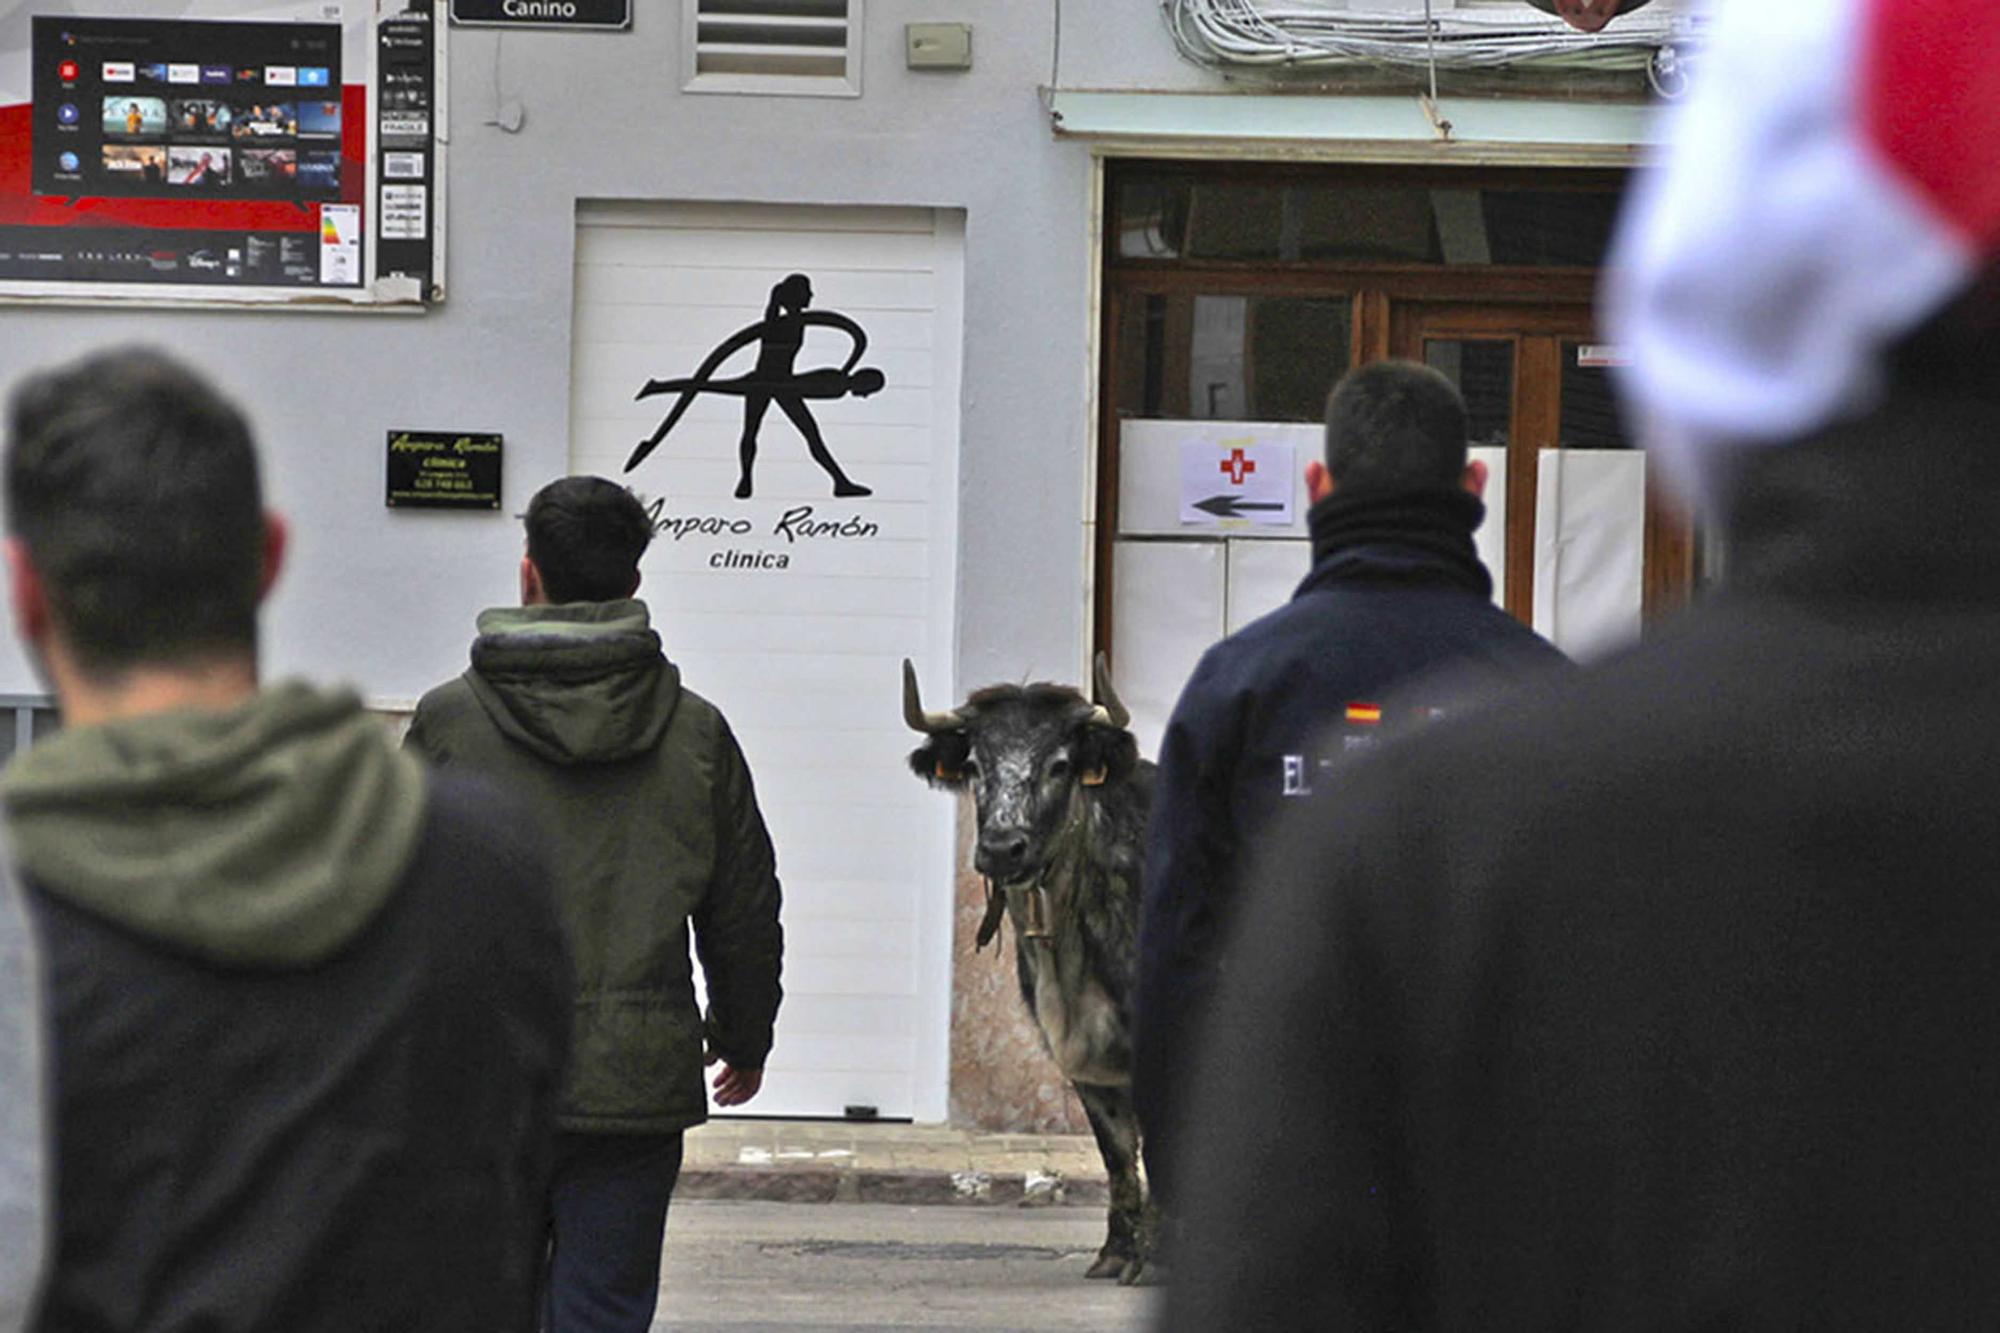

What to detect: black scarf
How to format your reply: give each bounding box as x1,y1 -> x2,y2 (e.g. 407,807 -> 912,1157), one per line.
1301,486 -> 1492,600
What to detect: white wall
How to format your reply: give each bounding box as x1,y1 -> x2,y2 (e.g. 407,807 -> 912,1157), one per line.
0,1 -> 1095,704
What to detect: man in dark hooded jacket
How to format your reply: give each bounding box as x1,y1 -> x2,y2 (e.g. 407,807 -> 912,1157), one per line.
1163,2 -> 2000,1327
1134,361 -> 1567,1208
1,348 -> 571,1331
407,475 -> 783,1333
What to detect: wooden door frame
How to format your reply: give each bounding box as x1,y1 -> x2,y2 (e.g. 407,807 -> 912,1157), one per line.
1391,300 -> 1693,626
1390,302 -> 1582,624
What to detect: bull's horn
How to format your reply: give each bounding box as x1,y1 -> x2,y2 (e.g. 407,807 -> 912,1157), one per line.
902,658 -> 965,734
1091,651 -> 1131,730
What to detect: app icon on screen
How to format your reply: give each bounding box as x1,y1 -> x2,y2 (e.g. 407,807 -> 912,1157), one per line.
298,101 -> 341,136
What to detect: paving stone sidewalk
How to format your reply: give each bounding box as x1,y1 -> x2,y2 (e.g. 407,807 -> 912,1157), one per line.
679,1119 -> 1110,1208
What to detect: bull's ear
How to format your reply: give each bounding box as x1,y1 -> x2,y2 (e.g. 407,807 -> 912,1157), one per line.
908,734 -> 971,790
1072,724 -> 1139,787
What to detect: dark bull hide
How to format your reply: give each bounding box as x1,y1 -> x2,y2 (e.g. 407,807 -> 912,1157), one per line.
903,655 -> 1162,1284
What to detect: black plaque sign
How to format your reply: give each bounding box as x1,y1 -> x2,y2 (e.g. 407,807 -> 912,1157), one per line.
386,431 -> 503,510
449,0 -> 631,28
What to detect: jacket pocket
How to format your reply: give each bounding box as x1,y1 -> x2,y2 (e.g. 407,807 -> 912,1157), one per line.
561,992 -> 707,1128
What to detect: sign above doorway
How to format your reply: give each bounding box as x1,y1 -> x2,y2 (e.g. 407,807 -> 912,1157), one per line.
448,0 -> 630,30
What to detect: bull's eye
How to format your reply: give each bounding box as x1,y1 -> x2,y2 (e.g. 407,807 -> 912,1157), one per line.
961,757 -> 981,777
1048,756 -> 1071,780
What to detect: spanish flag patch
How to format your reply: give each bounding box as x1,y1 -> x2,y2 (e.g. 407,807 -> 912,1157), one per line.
1345,703 -> 1383,725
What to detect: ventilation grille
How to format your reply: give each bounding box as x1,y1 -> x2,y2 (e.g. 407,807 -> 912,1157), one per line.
695,0 -> 852,82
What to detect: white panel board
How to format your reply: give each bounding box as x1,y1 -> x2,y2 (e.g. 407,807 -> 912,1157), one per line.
1225,539 -> 1309,635
1533,449 -> 1646,661
1111,540 -> 1226,760
569,201 -> 962,1121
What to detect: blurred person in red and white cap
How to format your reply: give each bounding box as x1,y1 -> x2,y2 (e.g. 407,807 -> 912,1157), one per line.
1159,2 -> 2000,1328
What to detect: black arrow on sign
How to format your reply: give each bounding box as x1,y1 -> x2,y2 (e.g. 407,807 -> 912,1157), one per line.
1194,495 -> 1286,519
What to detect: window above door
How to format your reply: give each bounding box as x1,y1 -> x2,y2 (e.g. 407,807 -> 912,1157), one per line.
1114,166 -> 1625,267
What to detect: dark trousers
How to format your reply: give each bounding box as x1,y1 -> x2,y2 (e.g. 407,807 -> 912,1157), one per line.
543,1131 -> 686,1333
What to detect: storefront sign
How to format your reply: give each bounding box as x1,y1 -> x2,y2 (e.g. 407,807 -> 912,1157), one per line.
448,0 -> 631,29
385,430 -> 503,509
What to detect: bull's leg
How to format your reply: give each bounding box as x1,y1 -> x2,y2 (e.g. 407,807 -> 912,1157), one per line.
1074,1082 -> 1145,1281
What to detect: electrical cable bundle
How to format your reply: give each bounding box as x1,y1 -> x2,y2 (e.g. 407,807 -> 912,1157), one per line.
1162,0 -> 1702,91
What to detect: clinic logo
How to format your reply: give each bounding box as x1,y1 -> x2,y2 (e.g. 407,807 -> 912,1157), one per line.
626,273 -> 882,501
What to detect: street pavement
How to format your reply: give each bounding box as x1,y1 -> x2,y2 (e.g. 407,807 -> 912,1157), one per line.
680,1120 -> 1109,1207
652,1200 -> 1161,1332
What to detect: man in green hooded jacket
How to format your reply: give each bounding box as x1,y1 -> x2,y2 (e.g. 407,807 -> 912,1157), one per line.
1,348 -> 571,1331
407,475 -> 783,1333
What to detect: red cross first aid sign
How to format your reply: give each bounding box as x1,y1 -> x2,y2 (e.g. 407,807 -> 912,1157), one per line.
1179,437 -> 1296,527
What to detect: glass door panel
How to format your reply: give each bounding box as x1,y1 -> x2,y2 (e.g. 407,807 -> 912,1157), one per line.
1424,337 -> 1515,448
1116,292 -> 1353,423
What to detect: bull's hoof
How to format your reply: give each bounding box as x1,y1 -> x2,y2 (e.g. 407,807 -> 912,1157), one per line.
1085,1251 -> 1132,1280
1119,1255 -> 1168,1287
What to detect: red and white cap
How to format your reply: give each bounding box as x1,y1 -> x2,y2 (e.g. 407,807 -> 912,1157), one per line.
1606,0 -> 2000,497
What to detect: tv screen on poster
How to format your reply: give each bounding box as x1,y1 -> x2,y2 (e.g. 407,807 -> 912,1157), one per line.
1,8 -> 383,294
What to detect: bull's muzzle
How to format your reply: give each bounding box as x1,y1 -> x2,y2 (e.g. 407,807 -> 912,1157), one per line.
975,828 -> 1032,880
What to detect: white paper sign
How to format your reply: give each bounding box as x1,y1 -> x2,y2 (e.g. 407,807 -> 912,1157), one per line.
317,204 -> 360,285
1178,435 -> 1296,527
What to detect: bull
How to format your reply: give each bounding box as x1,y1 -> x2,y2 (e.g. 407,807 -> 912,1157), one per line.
902,655 -> 1161,1284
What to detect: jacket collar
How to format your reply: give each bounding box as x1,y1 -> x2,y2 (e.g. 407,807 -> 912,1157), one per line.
1297,486 -> 1493,601
1715,393 -> 2000,606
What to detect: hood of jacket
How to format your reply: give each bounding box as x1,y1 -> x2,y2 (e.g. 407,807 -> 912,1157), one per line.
1298,486 -> 1493,601
2,681 -> 426,969
466,599 -> 682,766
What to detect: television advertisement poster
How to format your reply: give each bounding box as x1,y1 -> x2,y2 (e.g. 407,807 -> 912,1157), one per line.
0,1 -> 444,308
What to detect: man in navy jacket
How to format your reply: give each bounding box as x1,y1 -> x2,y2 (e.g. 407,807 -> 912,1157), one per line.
1133,361 -> 1567,1209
